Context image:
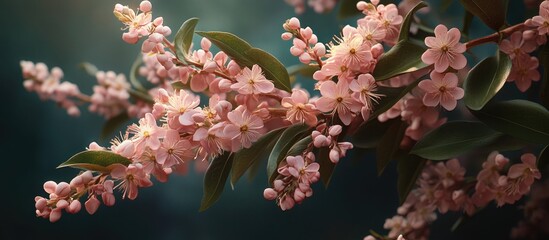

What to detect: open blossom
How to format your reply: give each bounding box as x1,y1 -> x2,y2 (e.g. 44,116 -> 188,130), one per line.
231,64 -> 274,94
315,80 -> 361,125
113,1 -> 154,44
155,129 -> 193,168
531,1 -> 549,35
349,73 -> 382,119
421,24 -> 467,73
499,31 -> 536,59
281,89 -> 318,126
110,163 -> 153,200
128,113 -> 164,152
418,72 -> 464,111
224,106 -> 265,151
507,54 -> 540,92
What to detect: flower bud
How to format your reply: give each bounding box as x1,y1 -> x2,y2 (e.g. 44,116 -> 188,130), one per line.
263,188 -> 278,200
139,1 -> 152,12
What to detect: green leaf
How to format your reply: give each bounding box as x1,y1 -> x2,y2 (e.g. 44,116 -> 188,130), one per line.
171,81 -> 187,90
398,1 -> 428,42
462,10 -> 474,37
370,78 -> 421,119
376,120 -> 407,175
317,146 -> 336,188
351,118 -> 395,149
79,62 -> 98,76
471,100 -> 549,144
538,145 -> 549,171
266,124 -> 310,183
286,136 -> 313,157
200,152 -> 233,212
231,127 -> 286,186
100,112 -> 130,140
480,134 -> 528,152
128,88 -> 154,104
373,41 -> 428,81
458,0 -> 506,30
196,31 -> 291,92
129,54 -> 146,92
464,52 -> 512,110
397,155 -> 426,204
57,150 -> 132,172
411,121 -> 503,160
174,17 -> 199,63
287,64 -> 318,78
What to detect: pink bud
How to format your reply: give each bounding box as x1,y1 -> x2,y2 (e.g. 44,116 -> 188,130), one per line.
281,32 -> 293,41
23,80 -> 34,91
371,0 -> 380,5
35,197 -> 47,210
85,196 -> 100,215
104,180 -> 114,193
66,200 -> 81,214
294,189 -> 305,202
280,196 -> 295,211
309,34 -> 318,45
301,27 -> 313,40
201,38 -> 211,51
122,32 -> 139,44
44,181 -> 57,194
311,130 -> 321,139
70,176 -> 83,188
286,156 -> 297,166
139,1 -> 152,12
313,134 -> 329,148
263,188 -> 278,200
290,46 -> 304,56
299,53 -> 312,64
218,79 -> 233,91
67,106 -> 80,117
81,171 -> 93,184
153,17 -> 164,26
274,179 -> 285,191
288,17 -> 301,30
313,43 -> 326,57
102,193 -> 116,207
115,140 -> 135,158
328,125 -> 342,136
356,1 -> 368,11
55,182 -> 71,197
329,149 -> 340,163
56,199 -> 69,209
49,209 -> 62,223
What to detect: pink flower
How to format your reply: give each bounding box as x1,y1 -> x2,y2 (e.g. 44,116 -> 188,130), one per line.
531,1 -> 549,35
224,107 -> 265,151
357,19 -> 387,45
286,156 -> 320,184
113,2 -> 153,44
128,113 -> 164,153
418,72 -> 464,111
316,80 -> 361,125
231,65 -> 274,94
281,89 -> 318,126
349,73 -> 383,119
156,129 -> 193,168
421,24 -> 467,73
499,31 -> 536,59
330,33 -> 373,71
507,55 -> 540,92
110,163 -> 153,200
507,153 -> 541,190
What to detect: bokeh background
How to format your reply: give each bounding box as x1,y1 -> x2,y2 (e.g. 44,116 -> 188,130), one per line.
1,0 -> 533,239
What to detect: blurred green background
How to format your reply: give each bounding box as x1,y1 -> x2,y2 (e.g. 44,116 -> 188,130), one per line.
1,0 -> 531,239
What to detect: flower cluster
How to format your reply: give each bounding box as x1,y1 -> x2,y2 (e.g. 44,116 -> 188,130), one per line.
377,152 -> 541,240
284,0 -> 338,14
89,71 -> 131,119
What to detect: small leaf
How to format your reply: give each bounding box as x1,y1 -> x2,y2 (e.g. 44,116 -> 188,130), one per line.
58,150 -> 132,172
174,17 -> 199,63
458,0 -> 506,30
200,152 -> 233,212
129,54 -> 146,92
286,136 -> 313,157
397,155 -> 426,204
100,112 -> 130,140
376,120 -> 407,175
317,146 -> 336,188
267,124 -> 310,183
128,88 -> 154,104
370,78 -> 421,119
398,1 -> 428,42
411,121 -> 503,160
538,145 -> 549,171
197,31 -> 291,92
287,64 -> 318,78
231,127 -> 286,186
464,52 -> 512,110
171,81 -> 187,90
373,41 -> 428,81
471,100 -> 549,144
351,118 -> 395,149
79,62 -> 98,76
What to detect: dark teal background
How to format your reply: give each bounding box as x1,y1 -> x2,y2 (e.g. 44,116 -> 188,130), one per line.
1,0 -> 531,239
